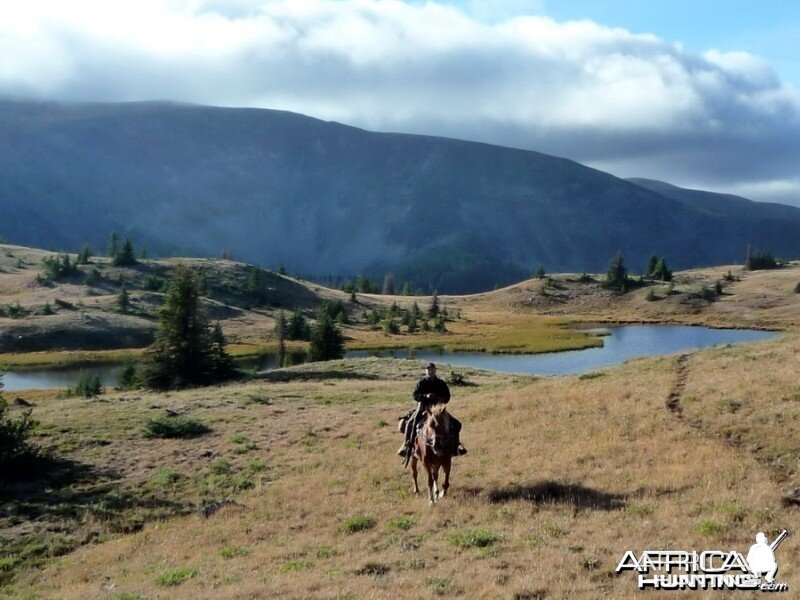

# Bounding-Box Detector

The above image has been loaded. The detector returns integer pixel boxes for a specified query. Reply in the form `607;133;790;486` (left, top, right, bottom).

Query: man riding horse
397;363;467;460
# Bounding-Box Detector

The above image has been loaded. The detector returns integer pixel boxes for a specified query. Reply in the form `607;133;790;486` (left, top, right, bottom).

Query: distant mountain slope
2;99;800;292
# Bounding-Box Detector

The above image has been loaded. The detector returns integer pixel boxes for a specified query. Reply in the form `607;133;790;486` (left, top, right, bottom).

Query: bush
65;371;102;398
41;254;79;281
448;529;504;548
745;247;779;270
157;567;196;586
308;310;345;361
343;514;376;533
0;373;39;476
118;363;140;390
144;414;210;438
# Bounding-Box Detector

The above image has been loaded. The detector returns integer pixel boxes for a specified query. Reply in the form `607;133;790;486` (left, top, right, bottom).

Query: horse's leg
440;457;451;498
411;456;419;495
432;464;440;498
426;463;436;506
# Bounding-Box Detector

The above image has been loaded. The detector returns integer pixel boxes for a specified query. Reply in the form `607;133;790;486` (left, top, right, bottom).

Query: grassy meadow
3;336;800;598
3;246;800;597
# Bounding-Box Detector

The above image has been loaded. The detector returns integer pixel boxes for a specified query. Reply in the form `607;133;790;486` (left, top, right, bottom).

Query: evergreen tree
107;232;119;258
140;247;148;260
308;310;345;361
535;266;546;279
428;291;440;318
0;371;39;475
604;252;629;291
246;265;262;294
401;282;412;296
142;268;235;390
288;309;310;340
644;255;658;278
117;283;130;312
411;302;422;319
113;239;137;267
350;290;357;304
278;261;286;276
407;314;418;333
382;273;396;295
653;257;672;282
209;322;236;380
274;311;288;367
77;245;93;265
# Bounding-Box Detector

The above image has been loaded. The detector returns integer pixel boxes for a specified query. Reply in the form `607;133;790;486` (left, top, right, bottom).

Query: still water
1;325;779;391
345;325;778;376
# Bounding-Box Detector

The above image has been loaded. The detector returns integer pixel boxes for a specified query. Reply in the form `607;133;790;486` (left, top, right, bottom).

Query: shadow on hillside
0;453;188;528
465;480;627;511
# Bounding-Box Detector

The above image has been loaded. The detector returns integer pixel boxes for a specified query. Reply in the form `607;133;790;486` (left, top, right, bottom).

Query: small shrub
220;545;251;559
314;545;337;558
447;371;469;386
645;288;657;302
448;529;503;548
428;577;455;595
282;560;314;572
247;459;266;473
355;562;390;576
794;282;800;294
387;517;415;531
578;371;605;380
157;567;196;586
210;459;231;475
152;470;183;486
144;414;210;438
343;514;376;533
118;363;140;390
65;371;102;398
698;520;727;537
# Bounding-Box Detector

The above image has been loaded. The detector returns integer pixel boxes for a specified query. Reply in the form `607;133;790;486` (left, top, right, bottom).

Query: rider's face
426;367;436;378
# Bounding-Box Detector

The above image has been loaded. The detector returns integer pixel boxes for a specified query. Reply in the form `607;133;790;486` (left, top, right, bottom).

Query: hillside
3;242;800;360
3;341;798;597
4;100;800;292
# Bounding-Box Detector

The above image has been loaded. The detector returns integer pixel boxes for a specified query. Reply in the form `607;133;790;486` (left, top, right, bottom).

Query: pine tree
604;252;628;291
140;247;148;260
428;291;440;318
209;322;236;380
77;245;93;265
278;262;286;276
142;268;234;390
401;282;412;296
350;290;357;304
113;239;137;267
644;255;658;278
382;273;396;295
535;266;546;279
308;310;345;361
653;257;672;282
117;283;130;312
107;232;119;258
288;309;310;340
274;311;288;367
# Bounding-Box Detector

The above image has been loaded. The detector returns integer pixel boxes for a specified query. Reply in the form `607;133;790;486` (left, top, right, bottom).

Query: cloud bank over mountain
3;0;800;204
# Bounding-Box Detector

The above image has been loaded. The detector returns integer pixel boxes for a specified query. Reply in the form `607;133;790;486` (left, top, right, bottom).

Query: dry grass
3;339;799;598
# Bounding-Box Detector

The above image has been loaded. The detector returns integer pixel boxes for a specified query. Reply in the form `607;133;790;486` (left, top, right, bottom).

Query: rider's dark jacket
412;376;451;408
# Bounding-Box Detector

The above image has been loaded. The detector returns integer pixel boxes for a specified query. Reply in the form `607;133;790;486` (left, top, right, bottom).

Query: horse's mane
427;403;450;431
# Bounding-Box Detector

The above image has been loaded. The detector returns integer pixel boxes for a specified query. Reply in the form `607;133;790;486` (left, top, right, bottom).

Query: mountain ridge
3;99;800;292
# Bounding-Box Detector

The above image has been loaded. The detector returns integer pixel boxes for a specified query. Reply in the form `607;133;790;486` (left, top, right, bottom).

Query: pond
344;325;779;376
0;325;780;391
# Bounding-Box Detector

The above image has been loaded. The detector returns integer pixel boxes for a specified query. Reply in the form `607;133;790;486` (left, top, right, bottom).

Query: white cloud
2;0;800;203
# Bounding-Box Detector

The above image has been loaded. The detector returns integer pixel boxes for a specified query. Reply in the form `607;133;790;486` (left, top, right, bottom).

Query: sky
2;0;800;205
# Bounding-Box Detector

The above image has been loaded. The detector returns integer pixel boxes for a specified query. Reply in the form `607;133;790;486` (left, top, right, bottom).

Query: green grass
144;414;210;438
386;516;415;531
156;567;197;586
343;514;376;533
220;545;251;559
698;520;728;537
447;529;503;549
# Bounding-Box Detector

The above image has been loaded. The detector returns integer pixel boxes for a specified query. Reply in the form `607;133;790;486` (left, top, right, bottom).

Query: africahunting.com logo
616;530;788;592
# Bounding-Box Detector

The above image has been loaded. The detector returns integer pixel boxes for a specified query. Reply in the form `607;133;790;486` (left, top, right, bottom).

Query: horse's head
423;404;451;456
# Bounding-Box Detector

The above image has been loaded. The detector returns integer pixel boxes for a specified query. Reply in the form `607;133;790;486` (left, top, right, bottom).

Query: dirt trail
665;353;690;416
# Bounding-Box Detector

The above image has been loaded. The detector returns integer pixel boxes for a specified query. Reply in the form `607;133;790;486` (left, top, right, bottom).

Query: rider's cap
426;362;436;369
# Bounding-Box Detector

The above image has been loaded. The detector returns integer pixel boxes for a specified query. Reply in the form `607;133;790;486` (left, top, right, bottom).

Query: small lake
1;325;780;391
345;325;779;376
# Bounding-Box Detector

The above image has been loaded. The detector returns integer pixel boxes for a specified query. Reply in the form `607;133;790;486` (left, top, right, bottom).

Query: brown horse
411;404;453;506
